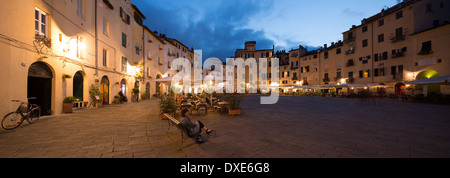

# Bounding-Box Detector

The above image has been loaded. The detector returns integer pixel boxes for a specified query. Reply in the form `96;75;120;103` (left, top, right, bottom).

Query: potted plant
152;94;158;99
141;91;150;100
63;96;76;113
89;84;102;107
225;94;243;116
159;96;177;120
114;95;120;104
132;88;140;101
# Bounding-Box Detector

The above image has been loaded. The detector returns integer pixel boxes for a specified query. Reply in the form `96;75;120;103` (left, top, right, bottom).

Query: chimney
324;44;327;49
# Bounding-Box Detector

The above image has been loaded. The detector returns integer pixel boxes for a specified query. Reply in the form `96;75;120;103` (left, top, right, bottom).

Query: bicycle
2;97;41;130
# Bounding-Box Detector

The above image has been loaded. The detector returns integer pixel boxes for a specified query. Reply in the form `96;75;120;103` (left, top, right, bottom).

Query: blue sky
132;0;398;60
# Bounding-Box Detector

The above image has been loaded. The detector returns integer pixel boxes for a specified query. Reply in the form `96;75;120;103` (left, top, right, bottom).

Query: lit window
77;35;86;59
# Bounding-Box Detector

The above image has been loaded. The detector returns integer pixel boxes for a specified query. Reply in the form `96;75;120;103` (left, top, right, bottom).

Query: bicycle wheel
2;112;24;130
27;107;41;124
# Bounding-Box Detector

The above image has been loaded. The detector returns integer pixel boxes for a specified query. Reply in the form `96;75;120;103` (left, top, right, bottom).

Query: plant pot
229;109;242;116
114;98;120;104
160;112;175;120
141;97;146;100
63;103;73;113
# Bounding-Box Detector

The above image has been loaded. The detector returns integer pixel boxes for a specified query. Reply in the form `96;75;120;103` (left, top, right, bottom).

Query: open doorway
28;62;53;116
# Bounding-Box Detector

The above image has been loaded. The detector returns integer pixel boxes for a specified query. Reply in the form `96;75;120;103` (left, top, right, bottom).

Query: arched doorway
395;83;406;96
100;76;110;104
28;62;53;116
416;70;440;95
73;71;84;101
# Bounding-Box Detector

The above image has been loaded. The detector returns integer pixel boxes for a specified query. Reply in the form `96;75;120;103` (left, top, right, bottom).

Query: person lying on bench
179;109;213;143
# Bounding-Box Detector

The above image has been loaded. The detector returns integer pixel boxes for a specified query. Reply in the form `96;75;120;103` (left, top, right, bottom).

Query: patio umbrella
364;84;390;88
279;84;299;88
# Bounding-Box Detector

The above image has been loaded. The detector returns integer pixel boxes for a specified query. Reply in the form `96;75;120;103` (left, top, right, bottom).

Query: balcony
346;78;355;83
291;66;299;70
346;61;355;67
292;76;299;81
345;49;355;55
392;51;405;58
418;50;433;56
344;37;356;43
323;78;330;83
390;35;406;43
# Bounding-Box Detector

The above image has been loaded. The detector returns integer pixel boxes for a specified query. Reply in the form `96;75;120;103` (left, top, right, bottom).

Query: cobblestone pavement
1;96;450;158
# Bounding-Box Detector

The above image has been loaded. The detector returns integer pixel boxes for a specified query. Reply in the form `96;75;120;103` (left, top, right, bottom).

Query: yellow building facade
0;0;193;116
291;0;450;95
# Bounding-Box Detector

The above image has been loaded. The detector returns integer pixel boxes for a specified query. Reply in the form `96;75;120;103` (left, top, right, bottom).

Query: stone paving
1;95;450;158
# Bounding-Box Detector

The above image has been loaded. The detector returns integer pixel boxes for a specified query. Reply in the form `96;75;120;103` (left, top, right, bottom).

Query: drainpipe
371;22;374;84
142;25;146;86
94;0;99;76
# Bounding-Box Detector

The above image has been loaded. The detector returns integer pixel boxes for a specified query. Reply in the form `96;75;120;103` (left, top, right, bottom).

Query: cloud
132;0;276;61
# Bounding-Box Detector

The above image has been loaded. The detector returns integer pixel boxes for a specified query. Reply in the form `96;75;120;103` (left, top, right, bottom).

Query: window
120;7;130;25
426;3;432;12
134;12;143;26
362;39;368;47
348;72;354;79
102;49;107;67
362;26;368;32
378;34;384;43
396;11;403;19
395;27;403;38
336;48;341;54
324;52;329;59
135;43;140;55
77;0;85;18
122;33;127;47
433;20;440;27
364;70;370;78
419;41;432;55
122;57;128;72
103;18;109;37
378;19;384;26
77;35;85;59
35;8;48;36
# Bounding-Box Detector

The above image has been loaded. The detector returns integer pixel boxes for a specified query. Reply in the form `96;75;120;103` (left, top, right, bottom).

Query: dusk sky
132;0;398;61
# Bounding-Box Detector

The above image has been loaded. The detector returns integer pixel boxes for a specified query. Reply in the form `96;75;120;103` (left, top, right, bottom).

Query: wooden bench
164;114;199;150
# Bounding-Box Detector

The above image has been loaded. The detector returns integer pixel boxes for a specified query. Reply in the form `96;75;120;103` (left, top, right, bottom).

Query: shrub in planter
89;84;102;107
224;94;244;116
114;95;120;104
63;96;76;113
159;96;177;120
141;92;150;100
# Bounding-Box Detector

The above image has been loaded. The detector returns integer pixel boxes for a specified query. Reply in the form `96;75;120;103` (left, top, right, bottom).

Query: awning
405;75;450;85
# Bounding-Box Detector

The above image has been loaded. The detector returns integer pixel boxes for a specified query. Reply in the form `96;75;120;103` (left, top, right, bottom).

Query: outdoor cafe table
217;101;230;114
